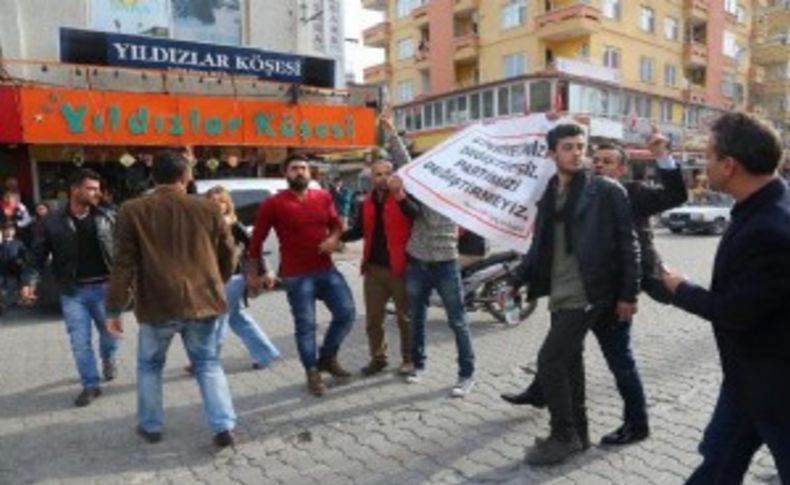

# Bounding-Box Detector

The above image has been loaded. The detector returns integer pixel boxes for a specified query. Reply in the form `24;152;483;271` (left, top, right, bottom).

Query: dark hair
282;153;309;172
710;112;782;175
546;124;585;152
68;168;102;189
152;150;190;184
596;142;629;165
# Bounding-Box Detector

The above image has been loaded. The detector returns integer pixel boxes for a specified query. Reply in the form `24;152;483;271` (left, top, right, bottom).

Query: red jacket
361;194;412;278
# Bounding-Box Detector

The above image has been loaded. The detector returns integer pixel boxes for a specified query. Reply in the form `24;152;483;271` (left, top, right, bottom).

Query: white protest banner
400;114;574;253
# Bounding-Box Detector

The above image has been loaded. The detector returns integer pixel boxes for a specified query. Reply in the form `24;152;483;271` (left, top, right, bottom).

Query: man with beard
246;154;355;397
341;157;416;377
22;169;118;407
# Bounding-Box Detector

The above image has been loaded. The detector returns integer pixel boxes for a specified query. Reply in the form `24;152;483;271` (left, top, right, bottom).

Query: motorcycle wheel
483;275;537;325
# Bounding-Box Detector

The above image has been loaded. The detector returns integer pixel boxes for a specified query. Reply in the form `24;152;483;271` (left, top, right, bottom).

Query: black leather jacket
515;171;640;306
29;206;115;293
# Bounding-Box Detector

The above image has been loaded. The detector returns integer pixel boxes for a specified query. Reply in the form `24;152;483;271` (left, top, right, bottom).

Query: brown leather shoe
316;357;351;379
306;368;325;397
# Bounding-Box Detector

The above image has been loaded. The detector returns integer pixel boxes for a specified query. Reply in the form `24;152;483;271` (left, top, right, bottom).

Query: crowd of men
2;111;787;483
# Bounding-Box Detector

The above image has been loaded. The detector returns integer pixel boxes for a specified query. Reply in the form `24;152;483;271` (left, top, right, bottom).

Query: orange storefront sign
17;86;376;148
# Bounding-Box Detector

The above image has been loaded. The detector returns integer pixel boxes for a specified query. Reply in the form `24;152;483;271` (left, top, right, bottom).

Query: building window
665;17;679;41
498;87;510;115
396;0;426;18
639;7;654;33
470;92;481;120
396;38;414;60
503;53;527;78
529;81;552;113
602;0;621;20
397;80;415;102
603;46;621;69
636;96;652;118
501;0;527;30
639;57;654;82
724;0;737;15
482;90;495;118
511;84;526;114
736;4;747;24
664;64;677;87
723;31;737;58
661;101;673;123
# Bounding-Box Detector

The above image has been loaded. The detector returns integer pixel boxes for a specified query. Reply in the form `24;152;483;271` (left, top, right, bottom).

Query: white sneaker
451;377;475;398
405;369;423;384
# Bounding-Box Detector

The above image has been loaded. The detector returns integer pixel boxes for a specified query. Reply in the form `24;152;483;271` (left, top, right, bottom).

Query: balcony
361;0;386;11
362;21;391;48
757;78;790;95
758;2;790;29
412;4;429;26
752;40;790;65
684;0;709;24
684;43;708;68
683;86;708;104
453;0;480;13
535;4;602;41
453;33;480;62
363;63;392;84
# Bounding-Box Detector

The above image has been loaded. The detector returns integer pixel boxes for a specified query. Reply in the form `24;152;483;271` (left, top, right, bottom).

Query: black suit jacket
674;178;790;426
625;167;688;302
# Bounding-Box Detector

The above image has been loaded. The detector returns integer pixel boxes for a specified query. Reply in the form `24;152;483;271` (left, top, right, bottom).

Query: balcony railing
535;4;602;41
362;21;391;48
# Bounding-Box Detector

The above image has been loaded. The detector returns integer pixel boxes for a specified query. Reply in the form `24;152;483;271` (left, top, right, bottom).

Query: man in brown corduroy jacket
106;150;238;449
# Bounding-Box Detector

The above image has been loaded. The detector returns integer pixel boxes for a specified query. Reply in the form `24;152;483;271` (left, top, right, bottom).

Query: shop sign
18;87;376;148
60;28;336;87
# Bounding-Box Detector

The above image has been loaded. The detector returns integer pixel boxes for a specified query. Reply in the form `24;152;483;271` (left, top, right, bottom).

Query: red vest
361;193;412;278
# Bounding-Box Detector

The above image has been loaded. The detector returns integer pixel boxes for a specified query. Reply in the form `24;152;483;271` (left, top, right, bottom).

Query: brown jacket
106;186;237;324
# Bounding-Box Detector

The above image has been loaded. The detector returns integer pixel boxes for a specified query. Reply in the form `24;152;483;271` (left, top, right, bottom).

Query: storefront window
498;87;510;116
529;81;552;112
510;84;526;114
482;90;495;118
470;92;481;120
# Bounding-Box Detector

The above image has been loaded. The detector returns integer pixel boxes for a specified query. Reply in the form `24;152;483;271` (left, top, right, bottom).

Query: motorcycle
454;250;537;325
391;251;537;325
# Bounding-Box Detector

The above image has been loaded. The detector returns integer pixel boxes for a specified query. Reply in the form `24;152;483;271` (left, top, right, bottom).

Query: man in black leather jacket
22;169;118;408
508;124;640;466
503;133;687;447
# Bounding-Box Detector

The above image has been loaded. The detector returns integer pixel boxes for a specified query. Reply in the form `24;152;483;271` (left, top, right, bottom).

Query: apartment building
751;0;790;156
362;0;756;155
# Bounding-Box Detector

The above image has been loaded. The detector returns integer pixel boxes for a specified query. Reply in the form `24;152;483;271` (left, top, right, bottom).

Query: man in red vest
342;158;417;376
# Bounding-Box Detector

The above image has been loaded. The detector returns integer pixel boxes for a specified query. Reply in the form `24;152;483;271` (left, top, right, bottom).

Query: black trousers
536;306;607;439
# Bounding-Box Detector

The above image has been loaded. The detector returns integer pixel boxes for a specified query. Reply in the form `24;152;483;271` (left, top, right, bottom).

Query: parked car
194;178;321;273
660;193;734;235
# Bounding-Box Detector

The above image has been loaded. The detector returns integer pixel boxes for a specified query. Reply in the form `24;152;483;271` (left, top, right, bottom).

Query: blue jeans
406;259;475;379
686;381;790;485
216;275;280;365
60;284;118;389
591;317;648;428
282;269;355;370
137;318;236;434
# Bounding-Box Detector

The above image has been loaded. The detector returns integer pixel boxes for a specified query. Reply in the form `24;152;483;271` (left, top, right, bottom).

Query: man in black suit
662;112;789;483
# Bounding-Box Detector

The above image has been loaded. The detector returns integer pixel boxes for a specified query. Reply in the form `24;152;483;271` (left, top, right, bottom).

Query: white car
661;195;733;235
194;178;321;273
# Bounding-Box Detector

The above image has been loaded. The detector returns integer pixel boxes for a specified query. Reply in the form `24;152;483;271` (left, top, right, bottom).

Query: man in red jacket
246;154;355;397
342;158;417;376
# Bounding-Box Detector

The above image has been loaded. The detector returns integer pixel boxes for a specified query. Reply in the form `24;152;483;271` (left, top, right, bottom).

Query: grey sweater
389;133;459;262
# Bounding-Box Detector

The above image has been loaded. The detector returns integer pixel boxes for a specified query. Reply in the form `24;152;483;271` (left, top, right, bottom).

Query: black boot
500;383;547;408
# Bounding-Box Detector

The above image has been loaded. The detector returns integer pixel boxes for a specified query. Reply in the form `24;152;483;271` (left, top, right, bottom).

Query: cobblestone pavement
0;230;780;485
